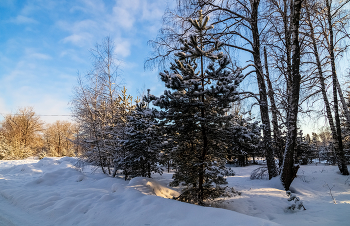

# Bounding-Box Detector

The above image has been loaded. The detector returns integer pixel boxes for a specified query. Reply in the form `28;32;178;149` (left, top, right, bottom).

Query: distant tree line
0;107;77;160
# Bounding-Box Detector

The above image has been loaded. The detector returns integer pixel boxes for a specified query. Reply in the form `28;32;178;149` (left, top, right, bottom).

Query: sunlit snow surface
0;157;349;226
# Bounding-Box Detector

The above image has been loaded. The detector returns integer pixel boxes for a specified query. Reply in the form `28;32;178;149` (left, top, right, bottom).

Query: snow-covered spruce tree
120;95;163;179
286;191;306;211
152;10;243;205
226;112;261;166
295;131;312;165
109;87;135;179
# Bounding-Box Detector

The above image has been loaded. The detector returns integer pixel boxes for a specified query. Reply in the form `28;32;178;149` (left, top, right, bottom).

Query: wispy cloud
62;33;93;47
24;48;52;60
113;37;131;58
30;53;52;60
58;0;167;54
0;0;169;124
9;15;38;24
0;0;15;7
59;49;85;63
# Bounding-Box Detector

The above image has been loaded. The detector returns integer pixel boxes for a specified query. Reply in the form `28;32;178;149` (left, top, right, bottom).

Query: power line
0;113;73;117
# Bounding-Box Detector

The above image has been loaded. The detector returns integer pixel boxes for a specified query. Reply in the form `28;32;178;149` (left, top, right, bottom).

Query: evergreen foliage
227;113;261;166
295;131;312;165
152;10;243;204
286;191;306;211
109;87;135;178
120;96;163;179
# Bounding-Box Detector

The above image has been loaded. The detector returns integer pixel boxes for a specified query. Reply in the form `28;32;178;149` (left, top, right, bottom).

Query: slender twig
323;182;337;204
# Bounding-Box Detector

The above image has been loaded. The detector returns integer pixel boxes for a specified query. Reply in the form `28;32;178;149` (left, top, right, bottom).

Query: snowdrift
0;157;278;226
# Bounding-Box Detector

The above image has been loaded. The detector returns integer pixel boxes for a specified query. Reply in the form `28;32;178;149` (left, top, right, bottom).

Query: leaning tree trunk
251;0;278;179
281;0;302;191
326;0;349;175
282;0;293;128
336;78;350;126
264;47;283;168
305;2;346;175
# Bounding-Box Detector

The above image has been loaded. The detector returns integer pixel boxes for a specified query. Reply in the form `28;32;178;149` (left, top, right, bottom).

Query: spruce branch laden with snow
286;191;306;211
152;10;243;205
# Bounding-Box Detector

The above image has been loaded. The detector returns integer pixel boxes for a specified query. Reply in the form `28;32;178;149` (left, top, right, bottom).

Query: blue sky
0;0;170;123
1;0;346;135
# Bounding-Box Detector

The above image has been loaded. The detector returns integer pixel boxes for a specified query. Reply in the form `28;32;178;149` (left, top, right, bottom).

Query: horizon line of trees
0;107;78;160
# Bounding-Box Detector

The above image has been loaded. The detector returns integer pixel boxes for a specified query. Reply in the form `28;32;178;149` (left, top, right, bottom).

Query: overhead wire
0;113;72;117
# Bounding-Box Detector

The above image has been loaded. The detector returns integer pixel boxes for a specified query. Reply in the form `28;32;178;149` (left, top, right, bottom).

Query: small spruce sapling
286;191;306;210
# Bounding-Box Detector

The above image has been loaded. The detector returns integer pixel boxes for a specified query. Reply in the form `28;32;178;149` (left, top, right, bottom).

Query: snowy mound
1;157;350;225
0;157;279;226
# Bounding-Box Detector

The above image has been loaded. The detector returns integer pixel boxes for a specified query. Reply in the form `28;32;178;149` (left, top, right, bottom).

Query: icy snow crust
0;158;349;225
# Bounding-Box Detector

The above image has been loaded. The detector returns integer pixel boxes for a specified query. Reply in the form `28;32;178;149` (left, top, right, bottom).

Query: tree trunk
281;0;302;191
199;45;208;203
305;2;346;175
336;78;350;126
326;0;349;175
264;47;283;168
251;0;278;179
283;0;293;124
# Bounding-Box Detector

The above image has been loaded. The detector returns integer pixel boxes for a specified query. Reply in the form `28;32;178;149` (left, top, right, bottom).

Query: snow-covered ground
0;158;349;226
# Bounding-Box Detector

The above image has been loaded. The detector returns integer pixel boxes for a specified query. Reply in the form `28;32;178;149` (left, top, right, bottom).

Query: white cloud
57;19;98;47
30;53;52;60
0;0;15;7
70;0;106;15
58;0;167;53
60;49;85;63
9;15;38;24
20;0;57;15
111;6;136;29
23;48;52;60
114;38;131;57
140;0;165;21
0;0;170;124
111;0;141;29
62;34;92;46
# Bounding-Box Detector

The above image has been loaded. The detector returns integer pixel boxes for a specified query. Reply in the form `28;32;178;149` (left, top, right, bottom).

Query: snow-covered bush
250;167;269;180
0;135;33;160
174;186;241;206
286;191;306;211
38;151;47;160
201;187;241;208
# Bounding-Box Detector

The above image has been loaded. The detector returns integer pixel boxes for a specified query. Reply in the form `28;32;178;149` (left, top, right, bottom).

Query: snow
128;177;180;199
0;158;349;226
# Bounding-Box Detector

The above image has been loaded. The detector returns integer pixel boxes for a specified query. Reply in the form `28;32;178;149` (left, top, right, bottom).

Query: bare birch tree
71;37;121;175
